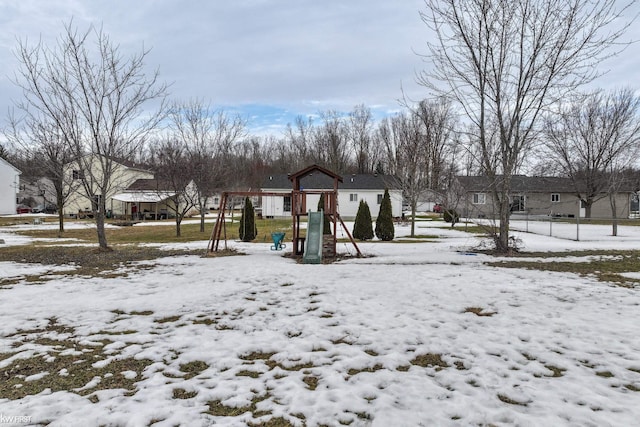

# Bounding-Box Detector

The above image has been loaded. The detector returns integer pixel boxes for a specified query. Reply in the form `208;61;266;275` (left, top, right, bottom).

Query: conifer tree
353;200;374;240
239;197;257;241
317;193;331;234
375;188;395;241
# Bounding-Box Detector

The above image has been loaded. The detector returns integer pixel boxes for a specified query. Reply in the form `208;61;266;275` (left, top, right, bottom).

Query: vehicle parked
16;204;32;214
32;204;57;214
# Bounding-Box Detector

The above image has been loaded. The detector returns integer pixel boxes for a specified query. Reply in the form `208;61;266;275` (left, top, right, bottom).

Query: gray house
457;175;638;219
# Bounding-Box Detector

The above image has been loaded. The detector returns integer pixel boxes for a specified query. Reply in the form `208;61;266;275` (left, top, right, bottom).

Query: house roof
112;191;175;203
126;179;173;191
457;175;577;193
262;173;401;191
0;157;22;175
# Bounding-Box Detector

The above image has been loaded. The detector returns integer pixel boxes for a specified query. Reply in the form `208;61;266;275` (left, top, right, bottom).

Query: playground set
208;165;362;263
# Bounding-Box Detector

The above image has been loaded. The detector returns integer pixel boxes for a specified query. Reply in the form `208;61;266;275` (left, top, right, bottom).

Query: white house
261;173;403;219
0;157;21;215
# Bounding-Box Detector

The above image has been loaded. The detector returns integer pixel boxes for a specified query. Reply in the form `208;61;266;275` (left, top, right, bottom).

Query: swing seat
270;232;286;250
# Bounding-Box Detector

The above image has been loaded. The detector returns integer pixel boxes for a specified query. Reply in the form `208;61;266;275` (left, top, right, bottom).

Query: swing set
207;165;362;259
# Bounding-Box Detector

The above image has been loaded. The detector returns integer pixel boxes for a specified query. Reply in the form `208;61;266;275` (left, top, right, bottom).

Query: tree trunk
497;197;511;253
610;193;618;236
410;203;417;237
57;208;65;235
200;212;206;233
175;217;182;237
584;201;593;219
95;211;108;249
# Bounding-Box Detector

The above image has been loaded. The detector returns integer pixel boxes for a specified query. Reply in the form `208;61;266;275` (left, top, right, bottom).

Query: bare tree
313;110;350;174
378;112;426;236
169;99;245;232
12;21;168;249
283;116;315;170
347;104;375;174
419;0;633;253
5;117;78;234
149;138;198;237
543;88;640;231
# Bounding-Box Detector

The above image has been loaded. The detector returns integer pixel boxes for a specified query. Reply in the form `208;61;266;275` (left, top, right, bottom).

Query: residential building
457;175;637;219
63;155;154;217
0;157;21;215
261;172;403;219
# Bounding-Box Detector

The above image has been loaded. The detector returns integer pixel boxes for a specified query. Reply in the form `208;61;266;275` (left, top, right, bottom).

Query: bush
238;197;257;241
375;189;395;241
353;200;374;240
443;208;459;227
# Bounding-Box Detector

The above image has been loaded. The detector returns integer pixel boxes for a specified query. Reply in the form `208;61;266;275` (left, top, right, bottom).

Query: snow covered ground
0;219;639;426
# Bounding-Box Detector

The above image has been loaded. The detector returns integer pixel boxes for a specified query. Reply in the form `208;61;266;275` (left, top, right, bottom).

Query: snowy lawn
0;219;639;426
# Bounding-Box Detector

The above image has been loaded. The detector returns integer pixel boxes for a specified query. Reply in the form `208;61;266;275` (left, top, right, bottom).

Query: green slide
303;210;323;264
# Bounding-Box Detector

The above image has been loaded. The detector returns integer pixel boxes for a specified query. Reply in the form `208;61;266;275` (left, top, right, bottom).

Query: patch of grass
156;315;181;324
179;360;209;379
303;375;319;390
206;392;274;420
487;250;640;287
236;370;262;378
347;363;384;376
240;351;277;361
497;393;529;406
206;400;253;417
364;349;379;357
130;310;154;316
596;371;614;378
0;244;203;278
0;335;151;400
248;417;295;427
410;353;450;370
192;317;217;325
269;360;315;371
625;384;640;392
331;337;354;345
544;365;566;378
172;388;198;399
463;306;497;317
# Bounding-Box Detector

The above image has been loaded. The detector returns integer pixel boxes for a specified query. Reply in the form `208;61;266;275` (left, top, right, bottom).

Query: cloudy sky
1;0;639;137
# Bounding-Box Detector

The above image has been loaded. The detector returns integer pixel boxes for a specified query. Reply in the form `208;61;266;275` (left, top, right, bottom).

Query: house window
350;194;358;202
472;193;486;204
92;195;103;212
377;194;383;204
72;170;84;180
511;195;525;212
283;196;291;212
551;193;560;203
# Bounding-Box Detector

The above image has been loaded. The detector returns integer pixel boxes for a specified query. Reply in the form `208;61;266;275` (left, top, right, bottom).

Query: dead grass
0;244;203;279
464;307;497;317
410;353;450;370
179;360;209;379
487;250;640;287
0;319;151;400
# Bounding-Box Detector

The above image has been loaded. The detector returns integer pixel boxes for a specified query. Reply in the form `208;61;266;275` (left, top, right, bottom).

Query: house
63;155;154;217
0;157;21;215
16;176;56;212
111;178;200;220
457;175;638;219
261;172;403;219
